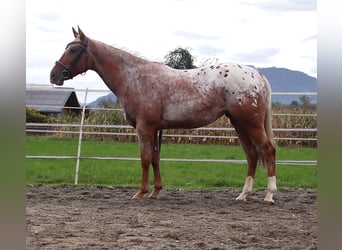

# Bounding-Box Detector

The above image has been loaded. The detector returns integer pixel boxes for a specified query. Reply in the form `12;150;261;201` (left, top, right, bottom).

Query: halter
55;38;89;80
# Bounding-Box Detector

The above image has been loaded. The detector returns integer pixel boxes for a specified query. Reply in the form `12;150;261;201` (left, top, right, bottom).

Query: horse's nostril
50;71;57;84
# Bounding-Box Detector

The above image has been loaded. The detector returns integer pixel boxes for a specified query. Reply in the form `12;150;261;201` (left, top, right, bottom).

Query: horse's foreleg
132;150;150;199
148;155;162;199
132;128;154;200
148;130;163;199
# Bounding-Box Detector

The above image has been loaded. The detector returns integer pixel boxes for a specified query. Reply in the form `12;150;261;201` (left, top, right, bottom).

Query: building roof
26;85;80;113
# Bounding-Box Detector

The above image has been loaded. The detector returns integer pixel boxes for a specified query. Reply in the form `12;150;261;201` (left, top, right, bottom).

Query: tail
265;94;276;149
258;77;276;168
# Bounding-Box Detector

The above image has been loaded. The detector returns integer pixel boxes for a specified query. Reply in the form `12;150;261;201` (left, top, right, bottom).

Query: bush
26;107;56;123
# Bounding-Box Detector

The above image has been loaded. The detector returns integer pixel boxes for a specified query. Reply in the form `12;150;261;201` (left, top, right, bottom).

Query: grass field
26;136;317;189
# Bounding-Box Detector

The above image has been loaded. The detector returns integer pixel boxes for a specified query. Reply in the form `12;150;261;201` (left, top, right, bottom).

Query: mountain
87;92;117;108
257;67;317;104
88;67;317;106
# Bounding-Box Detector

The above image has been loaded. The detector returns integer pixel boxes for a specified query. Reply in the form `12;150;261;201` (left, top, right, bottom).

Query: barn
26;84;81;118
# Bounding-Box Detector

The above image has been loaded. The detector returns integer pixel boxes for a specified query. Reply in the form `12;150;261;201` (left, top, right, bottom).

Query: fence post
75;88;88;185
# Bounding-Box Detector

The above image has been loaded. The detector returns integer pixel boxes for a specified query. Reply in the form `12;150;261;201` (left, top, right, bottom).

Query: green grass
26;136;317;189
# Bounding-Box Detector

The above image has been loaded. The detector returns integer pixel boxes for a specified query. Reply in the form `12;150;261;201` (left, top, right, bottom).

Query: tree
299;95;311;108
163;47;196;69
290;100;299;106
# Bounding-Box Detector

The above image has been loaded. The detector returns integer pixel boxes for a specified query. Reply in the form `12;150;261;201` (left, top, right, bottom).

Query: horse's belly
161;102;225;129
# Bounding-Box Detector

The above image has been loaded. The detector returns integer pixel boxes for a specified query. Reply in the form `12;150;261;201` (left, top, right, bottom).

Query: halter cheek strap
55;38;89;80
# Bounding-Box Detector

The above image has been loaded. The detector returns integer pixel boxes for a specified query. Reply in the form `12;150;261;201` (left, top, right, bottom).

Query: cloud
234;47;280;63
302;35;317;42
173;30;222;40
197;44;226;56
36;26;62;34
36;12;61;22
25;0;317;86
244;0;316;12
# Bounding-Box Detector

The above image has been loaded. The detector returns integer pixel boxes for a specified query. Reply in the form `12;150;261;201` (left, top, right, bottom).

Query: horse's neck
89;39;145;96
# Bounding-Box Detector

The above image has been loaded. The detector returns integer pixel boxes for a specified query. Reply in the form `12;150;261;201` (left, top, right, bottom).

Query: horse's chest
123;111;136;128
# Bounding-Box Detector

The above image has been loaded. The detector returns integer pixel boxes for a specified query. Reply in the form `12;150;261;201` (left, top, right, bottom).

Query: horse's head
50;26;89;85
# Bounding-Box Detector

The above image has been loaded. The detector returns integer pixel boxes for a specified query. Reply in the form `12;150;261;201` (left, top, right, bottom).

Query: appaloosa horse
50;27;277;204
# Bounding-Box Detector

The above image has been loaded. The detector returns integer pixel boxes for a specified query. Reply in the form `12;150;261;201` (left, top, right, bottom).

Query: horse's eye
69;47;77;54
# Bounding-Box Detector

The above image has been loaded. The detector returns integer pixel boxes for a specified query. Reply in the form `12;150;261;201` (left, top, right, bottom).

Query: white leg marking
236;176;254;201
264;176;277;204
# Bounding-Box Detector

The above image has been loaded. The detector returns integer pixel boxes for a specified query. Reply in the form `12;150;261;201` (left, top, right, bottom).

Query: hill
257;67;317;104
87;92;117;108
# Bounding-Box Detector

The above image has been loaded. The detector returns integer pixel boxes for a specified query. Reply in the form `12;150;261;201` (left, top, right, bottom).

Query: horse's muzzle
50;69;65;86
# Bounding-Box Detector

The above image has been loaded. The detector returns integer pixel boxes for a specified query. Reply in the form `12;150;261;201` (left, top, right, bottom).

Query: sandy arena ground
26;185;317;249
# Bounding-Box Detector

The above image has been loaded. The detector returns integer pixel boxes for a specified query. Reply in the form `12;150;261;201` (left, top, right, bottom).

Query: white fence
26;89;317;184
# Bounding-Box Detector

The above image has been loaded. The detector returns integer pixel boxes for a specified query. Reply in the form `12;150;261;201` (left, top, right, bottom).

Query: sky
26;0;317;102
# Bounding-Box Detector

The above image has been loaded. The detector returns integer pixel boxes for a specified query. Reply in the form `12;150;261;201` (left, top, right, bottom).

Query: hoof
235;196;247;202
132;191;147;200
131;195;142;200
148;194;158;199
148;188;162;199
263;199;275;205
263;189;276;205
235;191;250;202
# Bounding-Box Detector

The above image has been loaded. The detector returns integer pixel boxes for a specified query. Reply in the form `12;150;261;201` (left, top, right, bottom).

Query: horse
50;26;277;204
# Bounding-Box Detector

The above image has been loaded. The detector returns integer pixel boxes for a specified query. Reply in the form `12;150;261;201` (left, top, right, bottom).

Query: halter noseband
55;38;89;80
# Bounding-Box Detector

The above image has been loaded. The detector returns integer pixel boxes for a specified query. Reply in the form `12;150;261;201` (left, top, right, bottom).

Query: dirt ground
26;185;317;249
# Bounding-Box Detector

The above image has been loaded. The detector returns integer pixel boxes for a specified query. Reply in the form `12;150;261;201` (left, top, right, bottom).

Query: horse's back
157;62;270;129
174;62;271;109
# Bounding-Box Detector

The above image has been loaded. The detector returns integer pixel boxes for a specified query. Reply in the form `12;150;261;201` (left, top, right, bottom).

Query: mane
112;44;145;60
102;41;156;64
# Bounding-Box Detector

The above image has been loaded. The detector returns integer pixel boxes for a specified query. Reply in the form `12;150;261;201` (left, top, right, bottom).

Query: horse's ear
72;27;78;38
77;26;86;41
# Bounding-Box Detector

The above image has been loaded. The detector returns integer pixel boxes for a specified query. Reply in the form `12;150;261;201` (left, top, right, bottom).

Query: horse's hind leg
232;121;259;201
257;140;277;204
244;125;277;204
